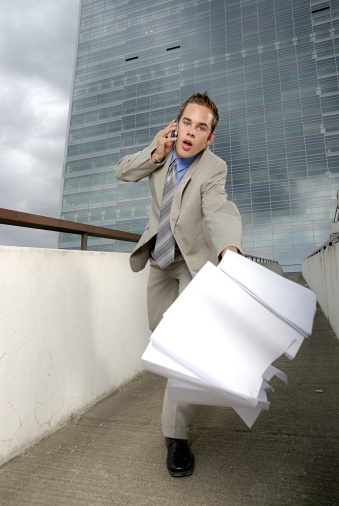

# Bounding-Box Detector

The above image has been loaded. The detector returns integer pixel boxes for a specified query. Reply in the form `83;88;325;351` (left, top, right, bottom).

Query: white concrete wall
302;242;339;339
259;262;284;276
0;247;150;466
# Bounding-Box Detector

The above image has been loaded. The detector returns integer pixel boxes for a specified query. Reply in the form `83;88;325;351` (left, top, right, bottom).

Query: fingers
155;120;178;159
164;119;178;138
221;246;239;257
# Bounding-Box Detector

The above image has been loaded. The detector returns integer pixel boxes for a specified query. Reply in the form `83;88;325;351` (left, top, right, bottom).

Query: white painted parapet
0;247;150;466
302;241;339;339
258;261;283;276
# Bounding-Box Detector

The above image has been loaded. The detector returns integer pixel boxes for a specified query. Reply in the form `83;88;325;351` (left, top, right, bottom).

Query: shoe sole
167;465;194;477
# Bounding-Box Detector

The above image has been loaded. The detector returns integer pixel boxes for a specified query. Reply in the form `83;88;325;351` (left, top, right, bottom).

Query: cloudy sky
0;0;80;248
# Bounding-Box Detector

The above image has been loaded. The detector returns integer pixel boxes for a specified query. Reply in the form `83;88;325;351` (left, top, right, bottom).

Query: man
116;92;242;477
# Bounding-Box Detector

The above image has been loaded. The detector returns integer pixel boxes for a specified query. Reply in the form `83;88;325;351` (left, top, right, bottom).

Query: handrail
305;232;339;259
0;208;281;265
243;253;279;264
0;208;140;250
333;190;339;223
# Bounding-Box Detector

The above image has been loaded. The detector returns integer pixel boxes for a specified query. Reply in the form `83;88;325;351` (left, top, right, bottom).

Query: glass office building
59;0;339;271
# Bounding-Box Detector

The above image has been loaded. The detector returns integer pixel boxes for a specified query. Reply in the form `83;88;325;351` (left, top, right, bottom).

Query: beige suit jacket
116;134;242;277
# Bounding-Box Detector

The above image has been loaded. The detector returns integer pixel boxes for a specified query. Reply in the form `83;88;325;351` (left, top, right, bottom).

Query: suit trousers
147;252;198;439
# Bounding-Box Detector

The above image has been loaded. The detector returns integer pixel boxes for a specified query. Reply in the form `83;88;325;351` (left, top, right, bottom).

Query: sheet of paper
141;253;317;428
167;378;267;409
263;365;288;383
151;262;299;398
219;252;317;337
234;387;269;428
141;340;209;389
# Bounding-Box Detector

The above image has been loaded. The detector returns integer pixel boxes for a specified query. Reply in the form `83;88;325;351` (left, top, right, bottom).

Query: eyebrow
182;116;209;128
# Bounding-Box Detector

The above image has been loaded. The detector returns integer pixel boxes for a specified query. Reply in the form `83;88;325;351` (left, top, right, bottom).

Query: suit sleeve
116;134;165;182
201;159;242;255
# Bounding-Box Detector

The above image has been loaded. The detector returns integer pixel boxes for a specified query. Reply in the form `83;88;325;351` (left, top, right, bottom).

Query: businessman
116;92;242;477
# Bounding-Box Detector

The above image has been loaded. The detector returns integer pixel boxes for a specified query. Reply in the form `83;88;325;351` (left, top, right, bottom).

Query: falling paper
141;251;317;427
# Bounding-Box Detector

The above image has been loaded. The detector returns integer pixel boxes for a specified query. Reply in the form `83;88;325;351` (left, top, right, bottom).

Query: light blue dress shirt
170;148;199;187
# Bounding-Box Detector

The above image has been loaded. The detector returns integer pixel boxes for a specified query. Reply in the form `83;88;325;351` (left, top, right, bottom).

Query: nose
188;127;195;137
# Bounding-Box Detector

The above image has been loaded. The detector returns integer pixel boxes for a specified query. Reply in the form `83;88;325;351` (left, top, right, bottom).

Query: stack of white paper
141;251;317;428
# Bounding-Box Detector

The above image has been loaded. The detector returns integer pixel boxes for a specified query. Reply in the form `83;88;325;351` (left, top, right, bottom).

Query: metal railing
305;233;339;259
0;208;140;250
303;188;339;259
334;190;339;223
243;253;279;265
0;207;281;265
331;190;339;236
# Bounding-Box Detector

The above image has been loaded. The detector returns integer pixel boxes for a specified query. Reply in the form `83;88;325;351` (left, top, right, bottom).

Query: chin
177;146;196;159
178;152;192;159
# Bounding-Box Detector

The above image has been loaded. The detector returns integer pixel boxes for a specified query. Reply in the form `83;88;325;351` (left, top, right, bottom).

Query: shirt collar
171;148;199;172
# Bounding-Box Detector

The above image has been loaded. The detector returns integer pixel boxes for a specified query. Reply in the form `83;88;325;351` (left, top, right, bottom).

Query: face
175;103;215;159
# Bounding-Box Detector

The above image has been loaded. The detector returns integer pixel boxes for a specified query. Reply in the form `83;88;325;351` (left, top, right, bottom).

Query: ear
206;131;215;145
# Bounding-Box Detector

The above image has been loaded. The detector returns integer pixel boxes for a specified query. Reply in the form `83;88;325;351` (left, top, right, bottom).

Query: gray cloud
0;0;80;248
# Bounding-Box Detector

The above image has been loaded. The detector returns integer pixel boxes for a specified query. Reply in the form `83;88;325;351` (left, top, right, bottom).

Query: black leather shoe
166;438;195;477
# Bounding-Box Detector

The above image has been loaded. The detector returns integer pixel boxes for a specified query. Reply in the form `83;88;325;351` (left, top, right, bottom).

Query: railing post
81;233;88;251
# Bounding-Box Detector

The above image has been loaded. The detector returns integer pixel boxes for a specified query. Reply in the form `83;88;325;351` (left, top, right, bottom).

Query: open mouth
183;140;193;149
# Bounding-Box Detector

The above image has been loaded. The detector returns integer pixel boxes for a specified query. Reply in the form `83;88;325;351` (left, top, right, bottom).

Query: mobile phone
168;120;178;138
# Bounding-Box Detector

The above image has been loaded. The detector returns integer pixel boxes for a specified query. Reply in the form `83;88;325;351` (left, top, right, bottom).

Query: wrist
152;151;164;164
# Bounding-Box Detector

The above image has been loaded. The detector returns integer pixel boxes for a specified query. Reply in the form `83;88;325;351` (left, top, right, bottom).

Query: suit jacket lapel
173;149;206;209
154;152;172;208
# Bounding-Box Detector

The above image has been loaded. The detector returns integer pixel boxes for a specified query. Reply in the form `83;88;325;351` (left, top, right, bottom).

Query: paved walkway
0;275;338;505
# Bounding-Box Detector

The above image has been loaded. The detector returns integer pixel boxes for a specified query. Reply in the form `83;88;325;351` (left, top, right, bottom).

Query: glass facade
59;0;339;271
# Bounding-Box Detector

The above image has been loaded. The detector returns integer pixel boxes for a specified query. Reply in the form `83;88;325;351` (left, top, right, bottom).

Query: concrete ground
0;274;338;505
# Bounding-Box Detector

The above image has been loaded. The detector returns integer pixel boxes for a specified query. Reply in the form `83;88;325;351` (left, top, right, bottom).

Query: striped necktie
152;159;178;268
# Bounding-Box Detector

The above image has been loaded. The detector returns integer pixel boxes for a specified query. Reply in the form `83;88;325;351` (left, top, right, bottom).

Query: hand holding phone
152;119;178;163
169;121;178;138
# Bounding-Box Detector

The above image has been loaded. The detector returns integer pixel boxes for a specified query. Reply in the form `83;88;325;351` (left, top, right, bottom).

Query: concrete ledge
302;241;339;339
0;247;150;466
259;261;283;276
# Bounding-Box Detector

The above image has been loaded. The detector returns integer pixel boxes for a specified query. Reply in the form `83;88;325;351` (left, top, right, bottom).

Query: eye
199;126;206;131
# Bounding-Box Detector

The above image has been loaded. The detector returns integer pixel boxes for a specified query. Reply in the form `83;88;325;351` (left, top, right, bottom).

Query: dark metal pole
81;233;88;251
